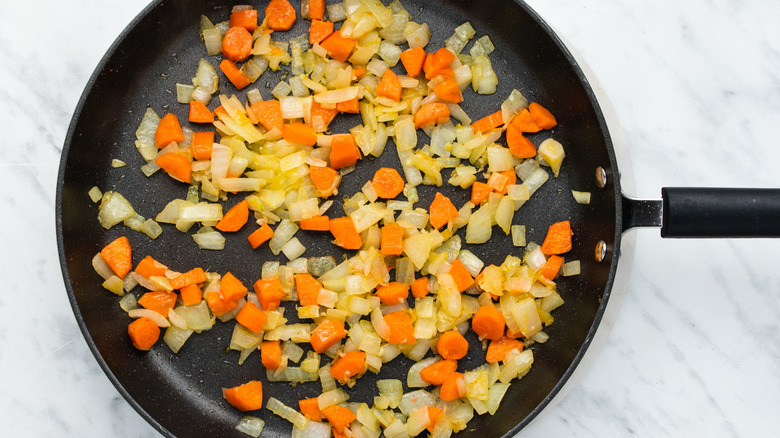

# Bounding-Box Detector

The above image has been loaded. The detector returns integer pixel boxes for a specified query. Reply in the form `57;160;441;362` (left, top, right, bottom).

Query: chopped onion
235;416;265;437
465;204;491;244
192;229;225;250
571;190;591;205
128;309;170;327
269;219;299;255
562;260;581;276
163;325;193;353
267;397;307;429
291;420;330;438
537;138;565;177
317;387;349;410
511;225;527;247
98;191;135;229
119;293;137;312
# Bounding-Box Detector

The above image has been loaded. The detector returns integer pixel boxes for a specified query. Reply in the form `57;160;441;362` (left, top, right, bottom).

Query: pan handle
623;188;780;237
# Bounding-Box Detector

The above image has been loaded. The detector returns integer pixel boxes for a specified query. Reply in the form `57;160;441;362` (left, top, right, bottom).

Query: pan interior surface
57;0;621;436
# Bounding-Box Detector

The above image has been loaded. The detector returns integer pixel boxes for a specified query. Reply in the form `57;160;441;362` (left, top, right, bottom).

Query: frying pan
55;0;780;436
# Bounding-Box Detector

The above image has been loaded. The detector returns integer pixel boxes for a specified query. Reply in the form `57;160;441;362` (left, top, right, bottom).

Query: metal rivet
595;240;607;262
595;166;607;188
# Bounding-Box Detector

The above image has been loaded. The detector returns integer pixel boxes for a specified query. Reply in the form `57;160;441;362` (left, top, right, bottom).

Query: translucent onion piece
267;397;307;429
235;416;265;437
128;309;170;327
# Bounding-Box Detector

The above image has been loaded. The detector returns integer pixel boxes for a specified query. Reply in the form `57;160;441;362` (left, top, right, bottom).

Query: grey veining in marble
2;0;780;437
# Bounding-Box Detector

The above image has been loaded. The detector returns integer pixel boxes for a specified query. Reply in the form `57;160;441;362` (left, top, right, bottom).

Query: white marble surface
2;0;780;436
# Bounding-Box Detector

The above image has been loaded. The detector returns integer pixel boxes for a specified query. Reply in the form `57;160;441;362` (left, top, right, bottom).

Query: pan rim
55;0;625;436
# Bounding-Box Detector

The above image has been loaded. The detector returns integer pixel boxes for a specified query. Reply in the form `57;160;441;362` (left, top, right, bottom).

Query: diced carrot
321;405;356;433
188;100;214;123
429;192;458;230
376;68;402;102
372;167;405;199
254;277;285;311
471;110;504;134
430;48;455;70
471;305;506;340
436;330;468;360
310;318;347;353
221;26;253;62
220;271;248;302
170;267;207;289
380;222;405;256
294;273;322;306
336;97;360;114
330;351;366;383
510;108;542;133
329;216;362;249
261;340;283;369
100;236;132;278
319;31;356;63
250;100;284;132
329;134;361;169
486;336;524;363
423;48;456;79
309;19;333;45
300;215;331;231
493;169;517;195
308;0;325;20
155;152;192;183
154;113;185;148
310;100;339;130
309;166;339;194
506;123;536;158
134;255;167;279
229;9;258;32
219;58;250;90
223;380;263;411
216;200;249;232
265;0;297;30
236;301;268;333
375;282;409;305
205;291;239;316
448;259;474;293
138;291;177;317
299;397;322;422
283;122;318;146
427;406;444;433
540;221;573;255
128;317;160;351
413;102;450;129
410;276;429;298
470;181;492;205
540;254;564;282
180;284;203;306
420;359;458;386
439;372;465;401
332;427;348;438
383;311;415;344
351;67;366;79
191;131;215;160
528;102;557;130
247;223;274;249
399;46;426;77
433;77;462;103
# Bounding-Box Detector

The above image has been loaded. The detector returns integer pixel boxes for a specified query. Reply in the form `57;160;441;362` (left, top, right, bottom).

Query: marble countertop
3;0;779;436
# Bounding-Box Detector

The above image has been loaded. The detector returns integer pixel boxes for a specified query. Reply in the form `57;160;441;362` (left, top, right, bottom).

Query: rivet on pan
595;240;607;262
595;166;607;188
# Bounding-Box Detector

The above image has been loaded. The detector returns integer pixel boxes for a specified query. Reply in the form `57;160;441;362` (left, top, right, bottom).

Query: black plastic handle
661;187;780;237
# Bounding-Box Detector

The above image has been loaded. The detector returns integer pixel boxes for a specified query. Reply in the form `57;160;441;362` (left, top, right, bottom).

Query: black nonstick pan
55;0;780;437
